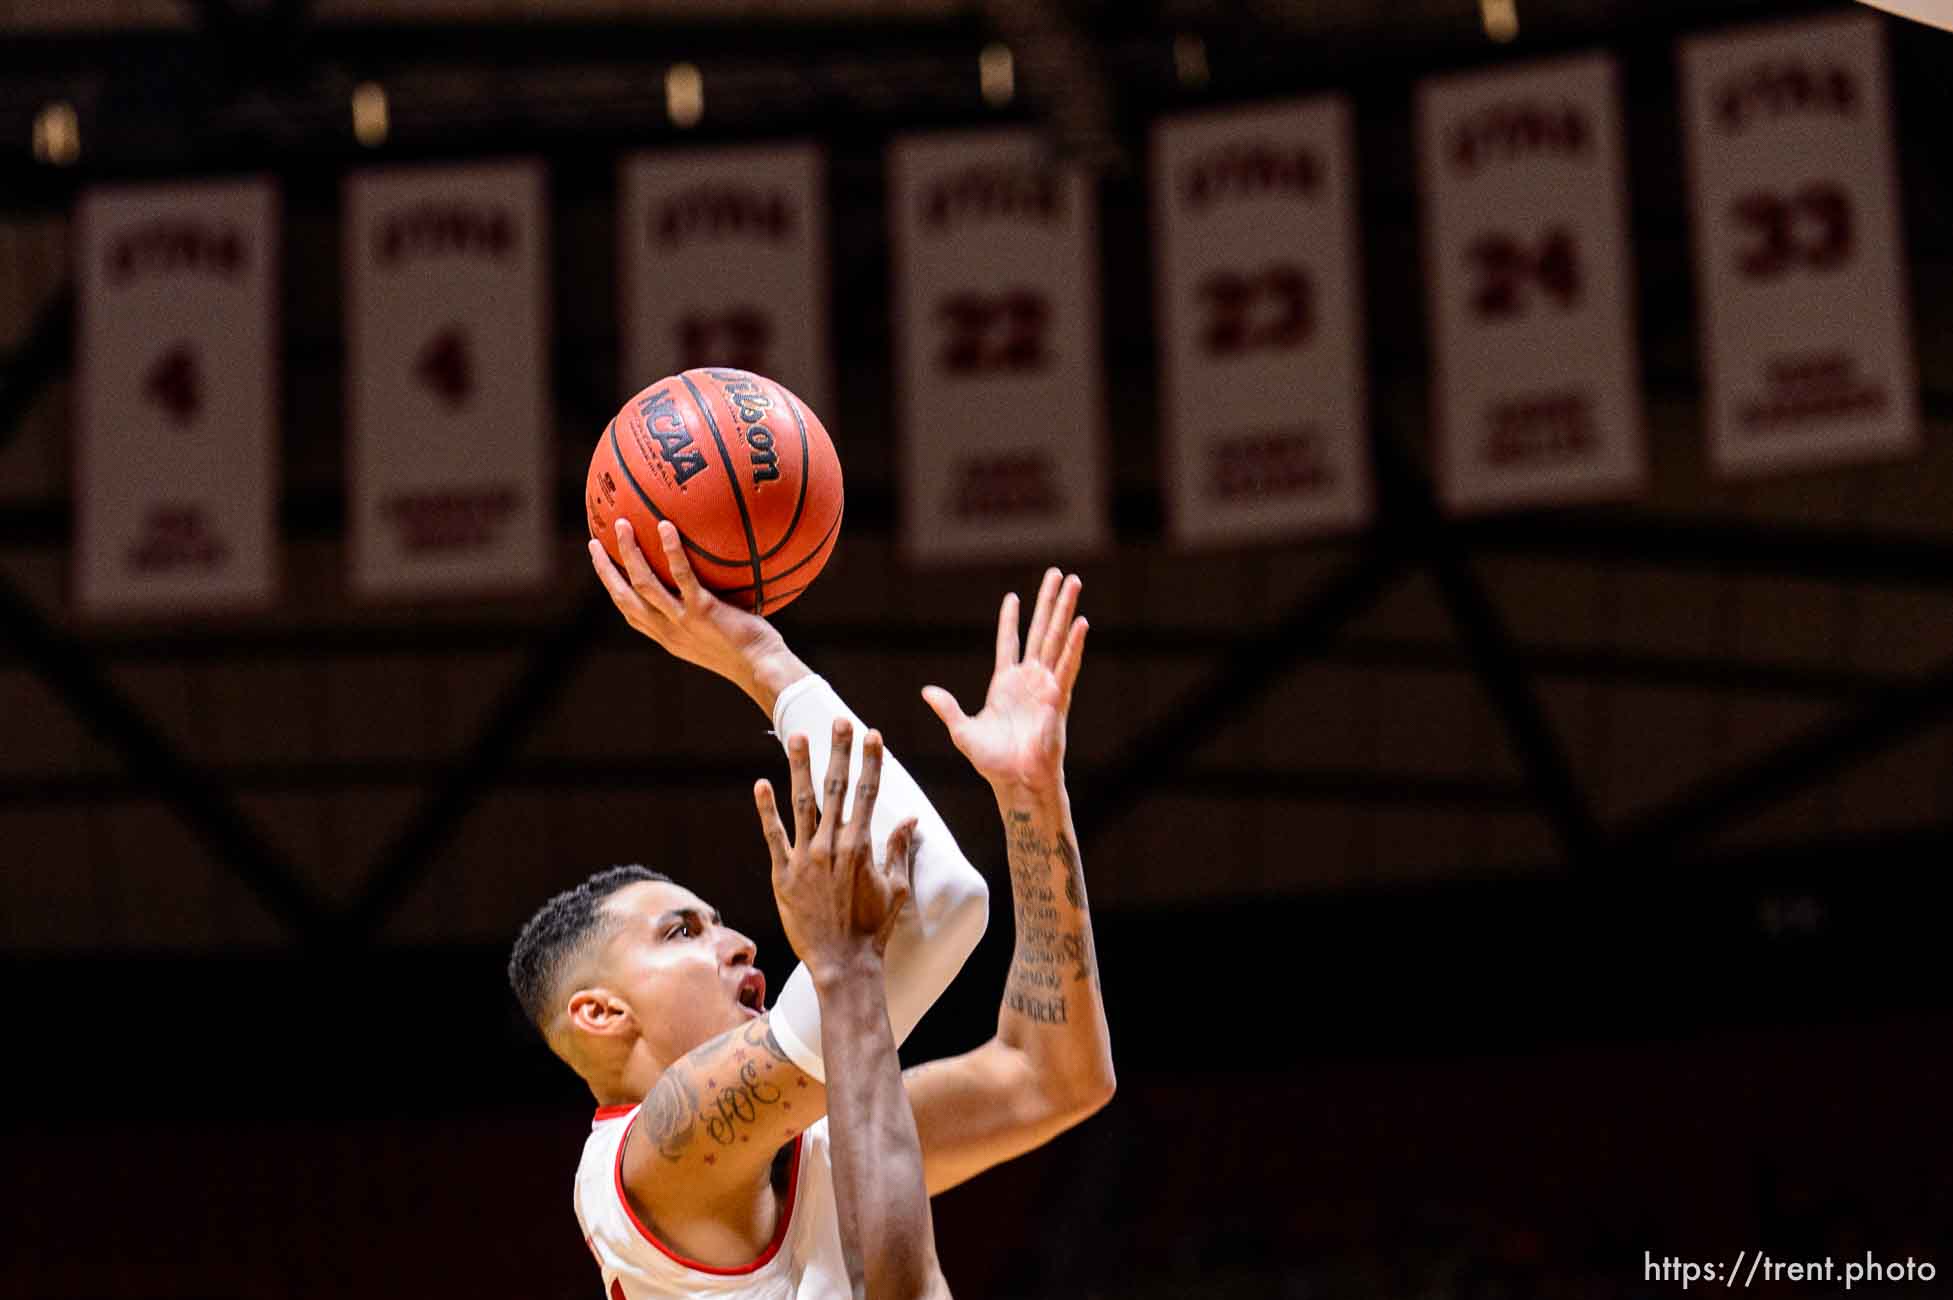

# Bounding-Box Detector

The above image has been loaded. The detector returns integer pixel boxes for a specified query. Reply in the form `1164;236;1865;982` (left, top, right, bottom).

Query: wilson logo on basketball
1714;61;1857;133
1447;101;1590;175
1179;143;1323;209
707;370;783;486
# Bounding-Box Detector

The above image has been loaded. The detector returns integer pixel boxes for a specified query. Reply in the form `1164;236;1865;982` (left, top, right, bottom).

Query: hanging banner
888;129;1108;564
345;160;550;596
1416;53;1645;512
1680;13;1916;477
619;143;831;421
75;178;279;614
1152;96;1371;546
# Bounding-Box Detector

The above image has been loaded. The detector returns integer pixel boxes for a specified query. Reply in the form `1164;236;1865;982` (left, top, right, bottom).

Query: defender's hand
755;719;920;979
589;518;807;713
922;568;1087;797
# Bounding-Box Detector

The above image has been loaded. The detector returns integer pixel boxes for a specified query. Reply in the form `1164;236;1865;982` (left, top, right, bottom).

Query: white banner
889;130;1108;563
345;160;550;596
1152;96;1370;546
75;178;279;614
1416;54;1645;512
618;143;831;420
1681;13;1917;477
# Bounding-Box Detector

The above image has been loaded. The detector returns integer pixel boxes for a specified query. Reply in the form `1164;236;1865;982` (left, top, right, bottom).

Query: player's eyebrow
653;906;722;933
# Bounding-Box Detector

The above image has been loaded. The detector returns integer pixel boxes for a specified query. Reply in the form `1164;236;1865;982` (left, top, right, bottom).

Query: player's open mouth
735;970;766;1017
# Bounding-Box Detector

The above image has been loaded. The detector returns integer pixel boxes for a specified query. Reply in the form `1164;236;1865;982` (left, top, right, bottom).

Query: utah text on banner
1680;12;1917;477
1151;95;1371;547
888;129;1109;564
1416;53;1645;512
618;142;832;420
345;160;551;596
76;178;279;614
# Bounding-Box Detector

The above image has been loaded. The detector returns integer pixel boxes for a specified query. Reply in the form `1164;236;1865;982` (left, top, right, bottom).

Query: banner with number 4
889;129;1109;564
1680;12;1917;477
345;160;551;596
1152;96;1371;546
1417;53;1646;512
76;178;280;614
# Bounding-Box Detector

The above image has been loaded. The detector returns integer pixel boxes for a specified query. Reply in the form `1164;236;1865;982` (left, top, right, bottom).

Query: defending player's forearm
994;783;1114;1103
767;675;990;1081
815;959;949;1300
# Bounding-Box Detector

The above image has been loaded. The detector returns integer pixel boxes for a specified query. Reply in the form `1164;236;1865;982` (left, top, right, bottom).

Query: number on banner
1197;264;1315;357
144;343;202;427
1731;184;1853;280
416;325;474;409
936;289;1051;375
1467;226;1582;320
676;307;772;372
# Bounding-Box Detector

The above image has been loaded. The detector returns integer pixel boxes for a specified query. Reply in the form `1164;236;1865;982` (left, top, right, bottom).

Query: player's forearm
993;782;1115;1111
745;644;811;716
814;958;947;1300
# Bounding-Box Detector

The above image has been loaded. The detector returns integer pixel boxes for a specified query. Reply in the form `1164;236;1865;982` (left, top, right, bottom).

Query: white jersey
575;1105;851;1299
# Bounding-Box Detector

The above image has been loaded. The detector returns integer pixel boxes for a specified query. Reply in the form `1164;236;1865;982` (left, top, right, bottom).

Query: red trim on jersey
612;1115;805;1276
592;1104;637;1127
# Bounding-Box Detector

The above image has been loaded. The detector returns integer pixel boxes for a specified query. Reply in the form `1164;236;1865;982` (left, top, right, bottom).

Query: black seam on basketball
757;390;814;562
680;372;766;607
752;576;818;615
608;412;744;569
708;506;842;596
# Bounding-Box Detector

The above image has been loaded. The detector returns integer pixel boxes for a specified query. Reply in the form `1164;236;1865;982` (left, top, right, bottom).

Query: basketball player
765;721;953;1300
507;517;1112;1297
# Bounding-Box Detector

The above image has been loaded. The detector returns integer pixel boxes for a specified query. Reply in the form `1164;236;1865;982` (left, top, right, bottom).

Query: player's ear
566;987;633;1038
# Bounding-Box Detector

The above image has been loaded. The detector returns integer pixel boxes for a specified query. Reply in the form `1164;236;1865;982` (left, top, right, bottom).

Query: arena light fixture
32;102;79;166
1481;0;1519;42
1173;33;1210;90
352;82;388;147
979;42;1015;107
666;63;704;129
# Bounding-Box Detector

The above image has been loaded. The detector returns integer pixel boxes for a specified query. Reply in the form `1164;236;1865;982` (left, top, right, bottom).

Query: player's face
598;880;766;1064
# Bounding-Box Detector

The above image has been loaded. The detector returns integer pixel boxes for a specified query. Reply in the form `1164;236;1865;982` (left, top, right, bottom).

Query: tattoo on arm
640;1019;806;1164
1001;811;1100;1028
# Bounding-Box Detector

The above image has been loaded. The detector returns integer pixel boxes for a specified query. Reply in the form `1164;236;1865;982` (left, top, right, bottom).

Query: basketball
586;368;843;616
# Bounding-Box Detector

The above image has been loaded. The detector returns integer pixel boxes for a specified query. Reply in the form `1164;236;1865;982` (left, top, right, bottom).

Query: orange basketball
587;369;842;616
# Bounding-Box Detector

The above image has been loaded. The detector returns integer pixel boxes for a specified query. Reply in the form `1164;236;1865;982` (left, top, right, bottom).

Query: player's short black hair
508;864;673;1032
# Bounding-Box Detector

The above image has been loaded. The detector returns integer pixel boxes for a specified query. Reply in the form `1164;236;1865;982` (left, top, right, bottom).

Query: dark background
2;1;1950;1296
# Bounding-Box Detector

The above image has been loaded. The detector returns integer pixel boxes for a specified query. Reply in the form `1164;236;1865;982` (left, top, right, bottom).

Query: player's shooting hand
589;518;808;712
922;567;1086;798
755;718;920;980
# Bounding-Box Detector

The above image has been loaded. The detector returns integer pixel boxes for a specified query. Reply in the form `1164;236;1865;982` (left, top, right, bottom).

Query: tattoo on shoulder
643;1068;700;1162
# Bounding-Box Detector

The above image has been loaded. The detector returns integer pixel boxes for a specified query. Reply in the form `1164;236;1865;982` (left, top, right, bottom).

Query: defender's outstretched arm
761;734;954;1300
